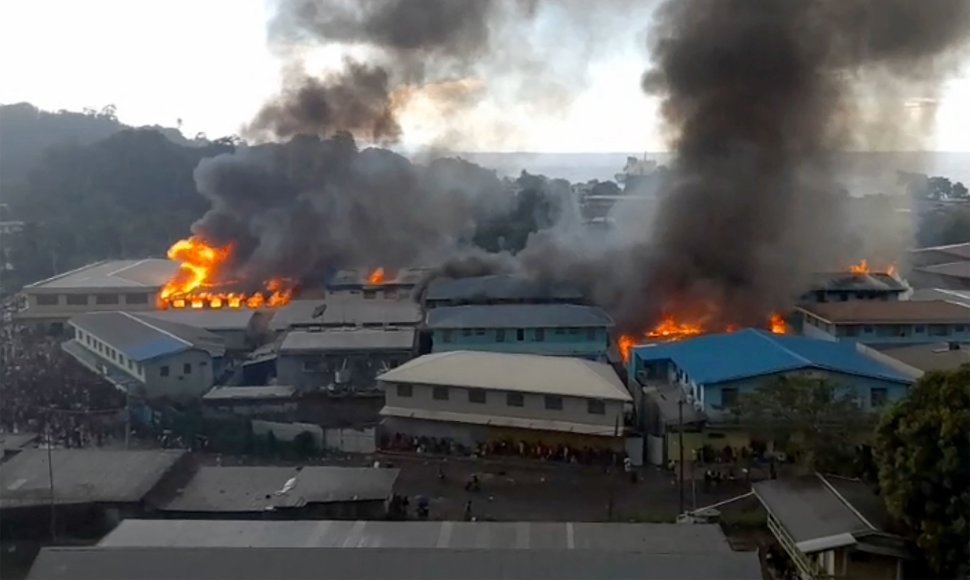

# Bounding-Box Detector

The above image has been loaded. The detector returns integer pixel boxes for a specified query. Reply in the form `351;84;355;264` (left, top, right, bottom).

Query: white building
64;311;226;400
17;259;178;331
378;351;632;450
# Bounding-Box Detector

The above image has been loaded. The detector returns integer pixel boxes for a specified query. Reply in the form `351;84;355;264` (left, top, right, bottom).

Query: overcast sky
1;0;968;153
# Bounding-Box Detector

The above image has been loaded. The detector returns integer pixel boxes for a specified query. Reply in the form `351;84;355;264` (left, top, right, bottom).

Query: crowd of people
0;322;127;446
382;432;627;467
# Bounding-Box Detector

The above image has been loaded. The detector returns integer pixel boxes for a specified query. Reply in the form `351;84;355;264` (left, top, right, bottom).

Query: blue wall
432;327;609;360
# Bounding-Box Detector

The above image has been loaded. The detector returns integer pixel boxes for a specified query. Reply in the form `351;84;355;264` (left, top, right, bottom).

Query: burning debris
848;259;898;278
368;268;386;286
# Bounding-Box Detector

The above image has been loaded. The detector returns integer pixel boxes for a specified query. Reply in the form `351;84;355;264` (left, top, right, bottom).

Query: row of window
158;362;195;377
440;327;598;343
35;293;150;306
806;315;968;337
395;383;607;414
77;328;143;376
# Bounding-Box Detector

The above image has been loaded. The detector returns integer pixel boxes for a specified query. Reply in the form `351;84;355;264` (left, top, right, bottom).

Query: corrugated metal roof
910;242;970;260
799;300;970;323
427;304;613;329
909;288;970;306
381;406;621;436
139;309;259;331
269;298;422;331
160;466;399;512
881;342;970;372
280;328;415;352
100;520;734;552
378;351;631;401
807;272;907;292
329;268;430;287
0;449;185;508
25;259;178;289
632;329;912;385
29;547;763;580
917;261;970;280
202;385;297;401
426;275;584;302
69;312;226;362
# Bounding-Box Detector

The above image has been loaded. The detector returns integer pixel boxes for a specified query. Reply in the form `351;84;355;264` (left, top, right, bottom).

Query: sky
1;0;968;153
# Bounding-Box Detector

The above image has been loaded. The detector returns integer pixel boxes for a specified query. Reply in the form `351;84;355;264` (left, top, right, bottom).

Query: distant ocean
460;151;970;194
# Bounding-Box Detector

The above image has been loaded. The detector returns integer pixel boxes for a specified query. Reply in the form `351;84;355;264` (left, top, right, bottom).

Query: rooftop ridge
24;260;111;288
123;312;193;350
753;329;814;368
816;473;877;532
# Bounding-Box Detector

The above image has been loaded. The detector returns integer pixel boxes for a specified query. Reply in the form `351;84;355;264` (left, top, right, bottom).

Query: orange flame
770;313;787;335
619;313;788;363
158;237;294;310
646;316;705;340
848;259;898;277
368;267;386;285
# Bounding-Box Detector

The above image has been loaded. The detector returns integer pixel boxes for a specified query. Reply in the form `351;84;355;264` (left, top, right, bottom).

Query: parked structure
628;329;914;465
798;300;970;347
379;351;632;450
154;465;399;520
427;304;613;361
276;327;415;390
754;473;910;580
799;272;907;304
423;275;584;309
15;259;178;332
64;311;226;400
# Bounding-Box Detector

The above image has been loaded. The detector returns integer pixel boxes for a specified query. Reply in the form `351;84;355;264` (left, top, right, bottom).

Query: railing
766;513;826;580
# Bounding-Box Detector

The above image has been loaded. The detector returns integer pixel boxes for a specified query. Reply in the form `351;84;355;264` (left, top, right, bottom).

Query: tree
874;365;970;578
951;181;969;200
732;376;871;472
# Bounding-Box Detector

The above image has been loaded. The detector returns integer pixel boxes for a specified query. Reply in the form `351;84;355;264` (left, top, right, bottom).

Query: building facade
799;272;907;304
798;300;970;347
423;275;584;309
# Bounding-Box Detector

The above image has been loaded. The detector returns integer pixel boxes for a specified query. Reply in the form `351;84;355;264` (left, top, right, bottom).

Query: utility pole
46;415;57;543
678;398;685;516
124;385;131;450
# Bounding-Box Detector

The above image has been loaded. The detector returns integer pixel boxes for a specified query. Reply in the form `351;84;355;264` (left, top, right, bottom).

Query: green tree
732;376;871;472
874;365;970;578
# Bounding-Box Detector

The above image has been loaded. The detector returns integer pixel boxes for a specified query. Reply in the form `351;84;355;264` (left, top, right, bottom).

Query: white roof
381;406;621;436
280;328;416;352
378;351;631;402
26;259;178;290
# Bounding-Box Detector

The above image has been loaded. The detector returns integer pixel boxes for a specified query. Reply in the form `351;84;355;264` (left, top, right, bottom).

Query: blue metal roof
632;329;912;385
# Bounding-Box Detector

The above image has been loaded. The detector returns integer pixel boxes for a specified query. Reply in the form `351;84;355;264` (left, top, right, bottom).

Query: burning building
800;260;908;304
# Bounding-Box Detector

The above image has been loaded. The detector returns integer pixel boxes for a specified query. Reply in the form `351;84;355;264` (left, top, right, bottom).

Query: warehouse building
378;351;632;450
427;304;613;361
423;275;584;309
15;259;178;331
799;272;908;304
628;329;914;465
64;311;226;400
798;300;970;347
276;327;416;391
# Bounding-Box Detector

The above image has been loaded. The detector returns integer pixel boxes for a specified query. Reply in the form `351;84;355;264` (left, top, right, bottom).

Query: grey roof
138;309;260;331
908;287;970;307
100;520;734;552
880;342;970;372
910;242;970;260
0;449;185;508
917;261;970;280
202;385;298;401
280;328;415;352
807;272;907;292
69;311;226;361
753;473;892;552
25;259;178;290
330;267;431;287
269;298;422;331
426;275;584;303
427;304;614;329
29;547;762;580
268;300;327;330
160;466;399;512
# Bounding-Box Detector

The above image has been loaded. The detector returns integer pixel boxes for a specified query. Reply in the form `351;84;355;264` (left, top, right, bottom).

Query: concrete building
64;311;227;400
16;259;178;331
754;473;910;580
908;242;970;290
201;385;299;417
139;309;272;352
379;351;632;450
327;267;429;300
427;304;613;361
798;300;970;347
154;465;399;520
628;330;914;465
424;275;584;309
799;272;908;304
276;327;416;390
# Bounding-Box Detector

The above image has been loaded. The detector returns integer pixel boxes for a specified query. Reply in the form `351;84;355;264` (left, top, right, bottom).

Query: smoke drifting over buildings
188;0;970;330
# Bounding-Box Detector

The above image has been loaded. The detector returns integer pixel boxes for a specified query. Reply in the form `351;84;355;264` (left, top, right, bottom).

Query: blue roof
631;329;912;385
70;312;226;362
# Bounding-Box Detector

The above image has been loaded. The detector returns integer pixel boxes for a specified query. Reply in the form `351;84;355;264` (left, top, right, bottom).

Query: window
721;387;739;408
554;328;566;335
433;386;449;400
127;360;133;370
839;292;849;302
842;325;859;337
914;325;926;334
587;399;605;415
160;365;170;377
871;387;888;408
468;389;486;404
397;384;413;397
586;328;596;340
363;290;377;300
36;294;59;306
66;294;88;306
441;330;453;343
955;325;967;333
929;325;950;337
516;329;525;341
183;362;192;374
474;328;486;336
506;392;524;407
462;328;473;337
863;325;874;334
302;360;320;372
535;328;545;342
544;396;563;410
95;294;119;305
124;293;148;305
495;329;506;342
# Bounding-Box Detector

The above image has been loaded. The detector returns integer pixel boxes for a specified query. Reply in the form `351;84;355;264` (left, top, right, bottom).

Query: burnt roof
807;272;907;292
425;275;584;303
799;300;970;324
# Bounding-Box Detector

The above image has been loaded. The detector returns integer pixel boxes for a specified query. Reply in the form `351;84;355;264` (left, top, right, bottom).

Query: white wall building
17;259;178;330
64;311;226;400
378;351;632;450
